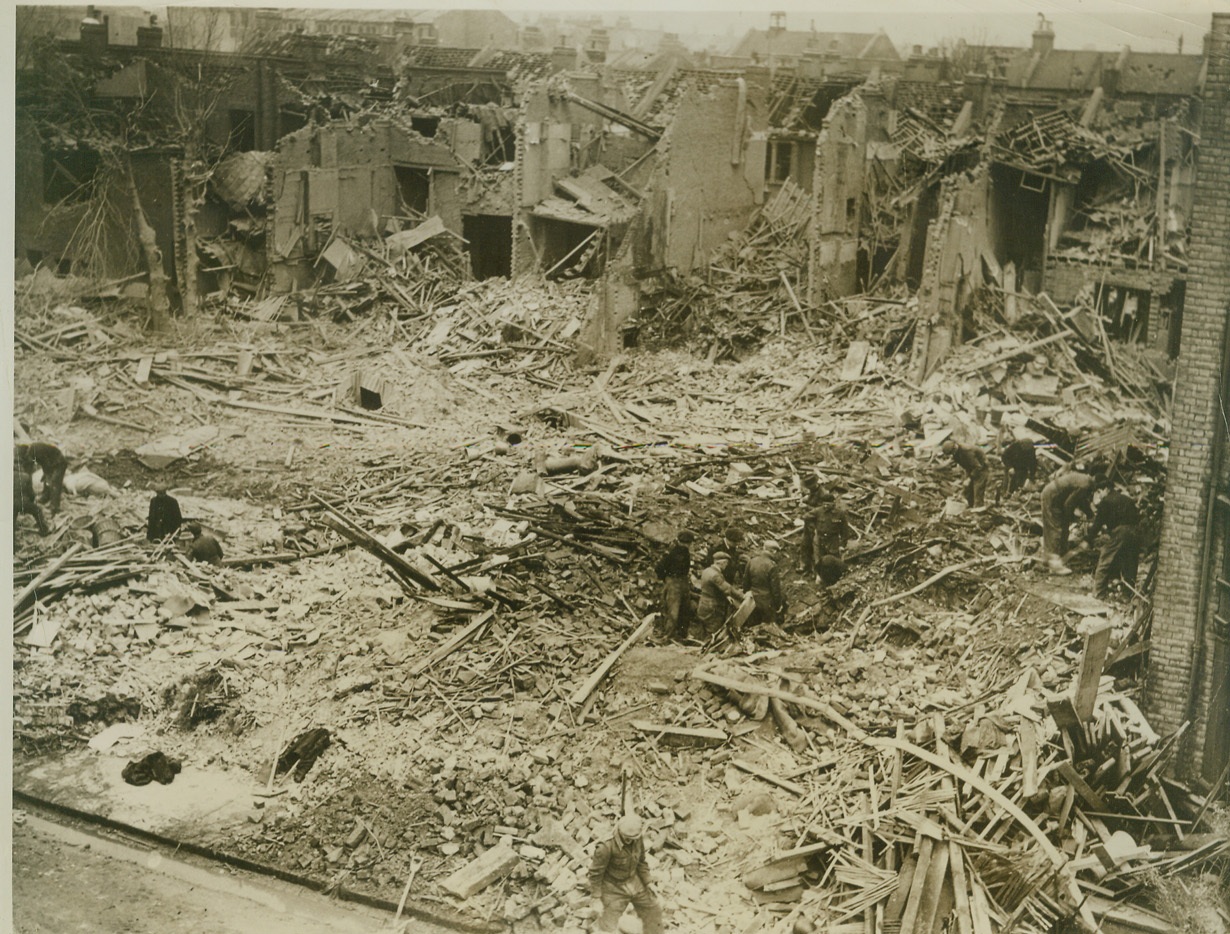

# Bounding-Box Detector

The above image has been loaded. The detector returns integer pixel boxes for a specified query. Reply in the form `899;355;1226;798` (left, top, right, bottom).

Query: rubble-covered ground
11;269;1227;934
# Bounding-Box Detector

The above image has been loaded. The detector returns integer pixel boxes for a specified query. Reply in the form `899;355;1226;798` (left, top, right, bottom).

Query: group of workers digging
654;438;1144;644
941;435;1145;598
652;476;850;645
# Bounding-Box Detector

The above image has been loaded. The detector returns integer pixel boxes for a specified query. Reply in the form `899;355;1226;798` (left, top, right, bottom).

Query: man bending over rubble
691;553;744;641
941;440;989;508
1039;465;1099;575
743;538;786;630
1087;486;1142;599
589;814;663;934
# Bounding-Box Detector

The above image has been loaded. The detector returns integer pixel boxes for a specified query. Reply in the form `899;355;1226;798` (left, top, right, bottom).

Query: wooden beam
1073;619;1113;721
691;666;867;740
569;614;654;706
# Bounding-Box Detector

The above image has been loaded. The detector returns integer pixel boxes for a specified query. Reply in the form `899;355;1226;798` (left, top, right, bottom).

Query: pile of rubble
11;257;1225;933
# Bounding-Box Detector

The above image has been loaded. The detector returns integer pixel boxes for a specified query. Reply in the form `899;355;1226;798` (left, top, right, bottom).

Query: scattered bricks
519;843;547;860
440;840;520;898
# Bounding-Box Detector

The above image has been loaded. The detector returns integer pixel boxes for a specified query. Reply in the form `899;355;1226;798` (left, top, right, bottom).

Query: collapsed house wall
649;79;767;275
268;122;463;290
1148;13;1230;782
910;168;994;382
811;92;867;298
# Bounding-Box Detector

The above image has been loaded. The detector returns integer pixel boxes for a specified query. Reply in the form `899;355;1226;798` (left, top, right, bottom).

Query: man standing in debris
1039;466;1099;575
654;530;694;641
16;441;67;515
1087;486;1142;598
810;489;849;572
1000;436;1038;496
941;440;990;508
589;813;662;934
146;485;183;542
800;476;825;574
691;553;743;641
743;538;786;631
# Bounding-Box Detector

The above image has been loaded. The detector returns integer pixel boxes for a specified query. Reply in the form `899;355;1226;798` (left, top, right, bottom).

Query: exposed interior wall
268;122;462;289
652;80;767;275
910;168;993;382
812;93;867;297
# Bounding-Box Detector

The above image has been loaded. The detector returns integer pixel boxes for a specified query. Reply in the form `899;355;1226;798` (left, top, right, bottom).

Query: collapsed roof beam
565;91;662;142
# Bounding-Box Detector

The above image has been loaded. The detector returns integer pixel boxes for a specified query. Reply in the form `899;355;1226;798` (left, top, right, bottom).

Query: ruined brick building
12;7;1229;778
1148;13;1230;782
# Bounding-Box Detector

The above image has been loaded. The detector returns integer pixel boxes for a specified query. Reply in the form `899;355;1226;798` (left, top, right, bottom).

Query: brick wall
1147;13;1230;777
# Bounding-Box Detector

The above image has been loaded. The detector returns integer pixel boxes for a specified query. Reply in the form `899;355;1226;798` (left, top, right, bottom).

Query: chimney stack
137;13;163;49
1032;13;1055;56
80;5;108;53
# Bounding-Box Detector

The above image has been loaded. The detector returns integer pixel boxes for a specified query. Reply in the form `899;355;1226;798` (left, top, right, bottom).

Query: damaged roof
403;45;484;69
729;28;901;63
1006;47;1202;94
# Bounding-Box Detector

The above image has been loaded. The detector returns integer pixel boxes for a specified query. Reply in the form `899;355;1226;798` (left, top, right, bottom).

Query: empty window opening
43;147;100;204
410;116;440;138
766;140;795;184
463;214;512;279
530;217;606;279
1095;283;1150;343
394;166;430;216
1161;280;1185;358
228;109;256;152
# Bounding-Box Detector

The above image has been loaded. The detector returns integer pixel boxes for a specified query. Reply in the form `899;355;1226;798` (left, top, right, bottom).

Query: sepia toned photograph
9;2;1229;931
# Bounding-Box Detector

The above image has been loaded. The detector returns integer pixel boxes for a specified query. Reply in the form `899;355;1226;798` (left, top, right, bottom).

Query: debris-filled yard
12;252;1228;934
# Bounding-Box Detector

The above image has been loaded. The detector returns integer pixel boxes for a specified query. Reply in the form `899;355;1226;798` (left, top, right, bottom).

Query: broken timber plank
439;840;520;898
691;667;867;740
14;543;84;610
731;758;805;796
568;614;654;707
869;558;995;608
898;836;937;934
1057;760;1107;810
1073;618;1114;721
409;610;495;677
868;736;1097;931
629;721;727;748
948;841;973;934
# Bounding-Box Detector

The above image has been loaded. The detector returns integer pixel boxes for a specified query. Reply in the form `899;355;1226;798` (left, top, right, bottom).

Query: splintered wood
725;653;1226;934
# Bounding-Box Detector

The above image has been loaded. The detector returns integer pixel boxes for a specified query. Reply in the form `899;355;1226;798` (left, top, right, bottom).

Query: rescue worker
690;553;744;641
1039;466;1099;575
16;441;67;514
184;522;224;565
588;813;663;934
707;527;745;586
653;530;694;641
1087;487;1142;598
810;490;849;574
800;477;826;574
146;486;183;542
1000;437;1038;496
743;538;786;631
941;440;990;508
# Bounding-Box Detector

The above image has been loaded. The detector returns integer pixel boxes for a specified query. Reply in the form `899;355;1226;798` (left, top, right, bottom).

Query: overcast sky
506;0;1220;52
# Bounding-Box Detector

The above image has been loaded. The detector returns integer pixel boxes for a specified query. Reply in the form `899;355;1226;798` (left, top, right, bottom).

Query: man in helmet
588;813;663;934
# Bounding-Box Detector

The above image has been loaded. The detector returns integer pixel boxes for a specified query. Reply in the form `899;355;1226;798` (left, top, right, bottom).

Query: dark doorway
463;214;512;279
394;166;430;215
904;185;939;289
991;164;1049;285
